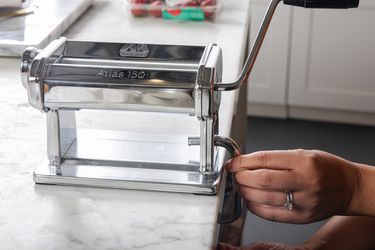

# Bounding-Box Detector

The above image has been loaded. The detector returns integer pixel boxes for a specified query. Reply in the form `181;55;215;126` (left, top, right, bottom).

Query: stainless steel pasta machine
21;0;359;195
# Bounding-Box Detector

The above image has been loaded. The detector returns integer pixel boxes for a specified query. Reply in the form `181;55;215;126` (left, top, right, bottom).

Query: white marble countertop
0;0;93;56
0;0;250;249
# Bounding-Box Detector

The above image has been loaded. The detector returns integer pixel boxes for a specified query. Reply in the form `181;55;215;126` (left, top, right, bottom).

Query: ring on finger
283;190;294;210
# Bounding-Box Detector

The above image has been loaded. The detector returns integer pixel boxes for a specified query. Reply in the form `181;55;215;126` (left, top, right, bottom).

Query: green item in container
162;7;205;21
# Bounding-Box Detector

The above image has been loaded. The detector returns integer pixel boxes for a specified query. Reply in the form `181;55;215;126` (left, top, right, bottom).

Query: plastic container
124;0;222;21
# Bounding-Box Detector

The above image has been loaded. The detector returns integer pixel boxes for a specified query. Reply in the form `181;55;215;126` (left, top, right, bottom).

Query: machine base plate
34;159;223;195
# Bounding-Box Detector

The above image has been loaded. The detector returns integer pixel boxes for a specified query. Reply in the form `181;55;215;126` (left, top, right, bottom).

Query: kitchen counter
0;0;250;249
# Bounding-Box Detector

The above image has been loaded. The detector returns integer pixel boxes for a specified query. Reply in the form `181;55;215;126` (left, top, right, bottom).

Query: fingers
226;150;305;173
244;242;293;250
235;169;299;191
217;242;294;250
246;200;293;223
245;200;304;224
239;187;302;207
217;243;240;250
245;242;273;250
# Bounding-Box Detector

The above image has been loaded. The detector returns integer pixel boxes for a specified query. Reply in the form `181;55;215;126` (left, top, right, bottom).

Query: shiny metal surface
22;38;228;194
20;47;40;88
215;0;282;91
21;38;210;113
46;110;61;170
34;159;221;194
63;40;206;61
213;136;241;158
23;37;67;110
188;135;243;222
44;87;196;113
194;43;223;172
33;127;240;194
65;128;202;168
189;135;240;158
60;58;199;70
33;128;228;194
189;135;240;171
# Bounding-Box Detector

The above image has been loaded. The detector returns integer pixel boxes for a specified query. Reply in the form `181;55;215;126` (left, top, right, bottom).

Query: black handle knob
283;0;359;8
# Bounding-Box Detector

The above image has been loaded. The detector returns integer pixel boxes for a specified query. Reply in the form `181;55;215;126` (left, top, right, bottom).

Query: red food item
200;0;216;5
167;9;182;16
130;0;147;17
183;0;199;7
200;0;217;20
149;0;163;17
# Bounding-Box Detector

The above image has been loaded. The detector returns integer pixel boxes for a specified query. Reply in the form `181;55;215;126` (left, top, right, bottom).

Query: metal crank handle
188;136;243;224
213;136;241;158
215;0;360;91
213;136;243;224
188;135;241;159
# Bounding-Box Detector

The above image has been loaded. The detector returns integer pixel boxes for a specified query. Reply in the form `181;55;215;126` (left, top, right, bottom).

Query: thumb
217;242;240;250
244;242;292;250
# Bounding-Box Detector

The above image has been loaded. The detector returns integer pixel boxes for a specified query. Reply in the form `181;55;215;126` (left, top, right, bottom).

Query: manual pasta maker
21;0;359;194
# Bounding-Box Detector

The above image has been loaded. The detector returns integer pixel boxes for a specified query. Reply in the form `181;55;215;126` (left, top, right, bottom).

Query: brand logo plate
119;44;150;58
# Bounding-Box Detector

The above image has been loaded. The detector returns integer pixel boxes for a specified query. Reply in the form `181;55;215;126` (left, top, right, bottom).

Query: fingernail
224;160;232;170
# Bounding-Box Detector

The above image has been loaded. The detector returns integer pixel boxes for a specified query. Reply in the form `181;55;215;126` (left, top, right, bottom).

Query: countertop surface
0;0;93;56
0;0;250;249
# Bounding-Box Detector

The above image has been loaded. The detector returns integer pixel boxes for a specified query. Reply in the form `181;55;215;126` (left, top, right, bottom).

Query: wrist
347;163;375;215
301;239;326;250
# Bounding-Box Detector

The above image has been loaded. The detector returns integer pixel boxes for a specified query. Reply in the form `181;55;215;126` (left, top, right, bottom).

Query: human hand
242;242;310;250
225;150;361;223
217;242;310;250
